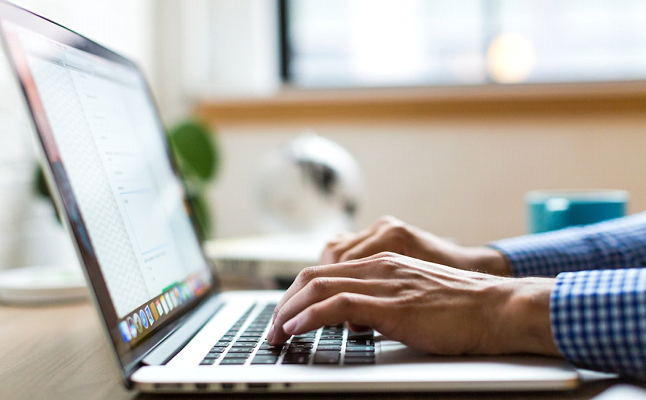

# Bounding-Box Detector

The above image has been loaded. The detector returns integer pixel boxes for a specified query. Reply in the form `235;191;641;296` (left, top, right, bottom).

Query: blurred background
2;0;646;267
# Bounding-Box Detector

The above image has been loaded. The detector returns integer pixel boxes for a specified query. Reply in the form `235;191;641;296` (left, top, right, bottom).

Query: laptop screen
0;2;215;370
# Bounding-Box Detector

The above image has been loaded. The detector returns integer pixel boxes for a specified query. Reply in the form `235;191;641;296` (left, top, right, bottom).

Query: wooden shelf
195;82;646;126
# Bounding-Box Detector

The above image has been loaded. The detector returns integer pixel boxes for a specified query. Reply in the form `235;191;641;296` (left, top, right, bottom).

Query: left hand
320;216;511;276
267;252;560;357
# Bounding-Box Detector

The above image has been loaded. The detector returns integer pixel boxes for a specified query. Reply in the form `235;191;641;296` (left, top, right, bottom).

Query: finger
320;227;376;264
274;253;397;320
320;217;397;264
321;231;354;252
282;292;385;337
337;229;401;262
269;253;401;343
270;277;394;344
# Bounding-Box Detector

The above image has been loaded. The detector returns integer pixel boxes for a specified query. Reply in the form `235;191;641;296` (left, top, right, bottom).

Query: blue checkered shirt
490;212;646;378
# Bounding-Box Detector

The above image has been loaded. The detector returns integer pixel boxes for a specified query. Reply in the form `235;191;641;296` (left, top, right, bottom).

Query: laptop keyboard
199;303;375;366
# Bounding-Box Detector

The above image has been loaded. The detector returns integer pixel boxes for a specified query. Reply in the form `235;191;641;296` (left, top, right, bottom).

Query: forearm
490;211;646;277
461;246;512;276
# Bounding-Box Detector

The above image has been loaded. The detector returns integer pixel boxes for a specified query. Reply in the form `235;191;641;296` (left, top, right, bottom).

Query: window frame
194;1;646;126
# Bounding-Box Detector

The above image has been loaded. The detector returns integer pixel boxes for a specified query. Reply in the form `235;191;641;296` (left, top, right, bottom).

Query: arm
321;212;646;277
299;214;646;377
491;211;646;277
269;258;646;379
551;268;646;379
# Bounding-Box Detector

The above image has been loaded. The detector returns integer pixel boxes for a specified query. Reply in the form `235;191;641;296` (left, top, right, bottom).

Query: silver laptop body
0;1;579;393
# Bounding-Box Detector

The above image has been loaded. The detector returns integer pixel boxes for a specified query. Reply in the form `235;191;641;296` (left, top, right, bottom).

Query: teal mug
526;189;629;234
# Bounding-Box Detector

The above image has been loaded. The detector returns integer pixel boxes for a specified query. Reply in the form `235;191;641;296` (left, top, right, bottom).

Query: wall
208;113;646;246
145;1;646;247
152;0;279;125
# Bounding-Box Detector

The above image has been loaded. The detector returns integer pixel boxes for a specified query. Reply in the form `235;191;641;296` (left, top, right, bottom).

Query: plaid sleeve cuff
550;268;646;378
490;212;646;277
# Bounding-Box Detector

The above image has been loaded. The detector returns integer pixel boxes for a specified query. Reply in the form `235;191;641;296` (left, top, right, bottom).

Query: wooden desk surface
0;300;640;400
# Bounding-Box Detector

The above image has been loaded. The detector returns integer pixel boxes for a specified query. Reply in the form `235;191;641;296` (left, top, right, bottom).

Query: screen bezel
0;1;220;385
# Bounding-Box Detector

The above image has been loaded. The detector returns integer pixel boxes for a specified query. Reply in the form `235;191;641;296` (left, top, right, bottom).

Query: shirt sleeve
489;211;646;277
550;268;646;378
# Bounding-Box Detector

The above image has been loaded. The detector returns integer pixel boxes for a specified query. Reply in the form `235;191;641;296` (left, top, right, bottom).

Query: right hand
269;252;559;357
320;216;511;276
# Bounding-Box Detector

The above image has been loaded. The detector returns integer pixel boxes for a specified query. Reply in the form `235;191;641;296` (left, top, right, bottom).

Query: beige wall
209;113;646;246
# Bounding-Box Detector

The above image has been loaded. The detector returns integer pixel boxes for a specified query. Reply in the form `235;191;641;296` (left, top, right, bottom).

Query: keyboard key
320;334;343;339
288;343;313;349
259;344;284;350
220;358;246;365
204;353;221;359
222;353;250;359
343;351;374;358
243;331;266;336
316;345;342;351
345;345;374;352
200;358;217;365
286;347;311;354
344;356;375;365
231;342;256;348
317;339;343;345
291;337;315;343
251;355;279;365
322;330;343;335
313;352;340;364
228;347;254;353
347;339;374;346
256;349;282;355
235;337;260;342
282;354;310;364
215;341;231;347
209;346;227;353
247;326;267;331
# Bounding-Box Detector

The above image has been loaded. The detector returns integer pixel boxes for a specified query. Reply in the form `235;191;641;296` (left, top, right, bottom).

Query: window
282;0;646;88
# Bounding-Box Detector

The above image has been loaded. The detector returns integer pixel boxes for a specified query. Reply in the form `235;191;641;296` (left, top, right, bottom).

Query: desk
0;300;640;400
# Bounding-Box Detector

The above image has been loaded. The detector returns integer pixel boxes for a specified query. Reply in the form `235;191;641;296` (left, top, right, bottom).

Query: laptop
0;2;580;393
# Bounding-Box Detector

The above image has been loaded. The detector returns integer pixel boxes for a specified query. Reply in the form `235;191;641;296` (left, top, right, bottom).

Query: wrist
488;277;561;356
463;246;512;276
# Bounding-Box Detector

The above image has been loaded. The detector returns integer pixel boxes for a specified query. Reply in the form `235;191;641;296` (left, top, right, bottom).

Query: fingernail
266;324;275;342
283;317;298;335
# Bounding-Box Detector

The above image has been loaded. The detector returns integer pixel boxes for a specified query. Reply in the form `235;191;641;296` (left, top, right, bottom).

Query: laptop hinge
141;295;225;366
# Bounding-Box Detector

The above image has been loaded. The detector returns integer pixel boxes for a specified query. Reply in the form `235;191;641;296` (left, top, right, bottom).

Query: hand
321;216;512;276
268;252;560;357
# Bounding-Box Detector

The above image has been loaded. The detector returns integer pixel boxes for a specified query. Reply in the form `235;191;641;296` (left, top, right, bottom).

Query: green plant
167;119;221;241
